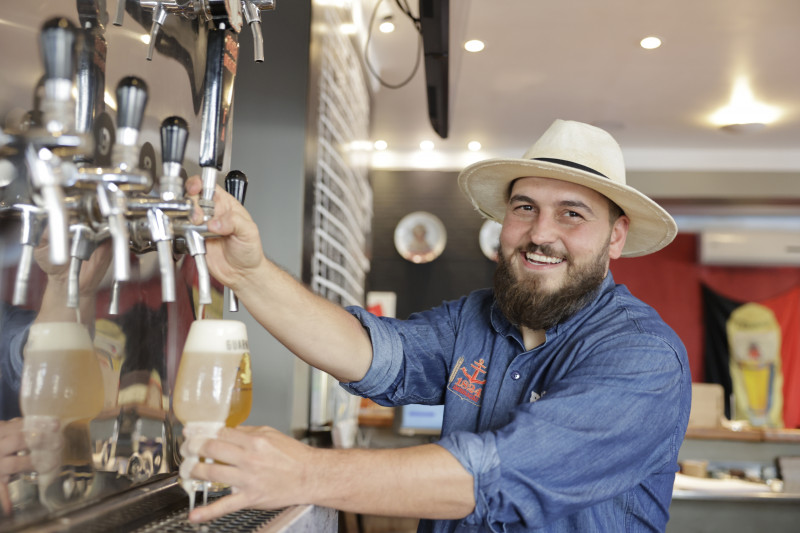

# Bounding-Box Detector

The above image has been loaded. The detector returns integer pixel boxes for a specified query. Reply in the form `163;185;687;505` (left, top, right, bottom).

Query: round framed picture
394;211;447;264
479;219;502;262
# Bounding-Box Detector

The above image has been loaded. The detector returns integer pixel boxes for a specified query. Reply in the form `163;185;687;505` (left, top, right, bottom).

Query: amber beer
226;350;252;427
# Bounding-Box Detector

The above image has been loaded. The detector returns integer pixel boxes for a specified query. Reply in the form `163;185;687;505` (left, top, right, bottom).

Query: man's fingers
185;175;203;195
0;420;27;456
188;491;250;523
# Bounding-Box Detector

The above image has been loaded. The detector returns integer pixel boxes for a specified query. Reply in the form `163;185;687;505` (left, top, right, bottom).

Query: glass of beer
20;321;105;506
173;319;248;508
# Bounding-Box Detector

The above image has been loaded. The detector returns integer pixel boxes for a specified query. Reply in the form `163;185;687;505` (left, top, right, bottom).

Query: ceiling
365;0;800;175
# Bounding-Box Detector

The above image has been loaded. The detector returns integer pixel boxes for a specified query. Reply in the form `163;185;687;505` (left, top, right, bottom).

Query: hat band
533;158;608;179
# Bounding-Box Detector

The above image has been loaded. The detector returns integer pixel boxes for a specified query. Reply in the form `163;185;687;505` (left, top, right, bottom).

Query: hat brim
458;158;677;257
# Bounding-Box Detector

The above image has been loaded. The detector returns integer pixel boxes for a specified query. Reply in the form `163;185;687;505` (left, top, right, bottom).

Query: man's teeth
525;252;563;264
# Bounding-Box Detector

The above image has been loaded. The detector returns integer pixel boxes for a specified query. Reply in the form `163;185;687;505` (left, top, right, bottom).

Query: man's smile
524;251;564;266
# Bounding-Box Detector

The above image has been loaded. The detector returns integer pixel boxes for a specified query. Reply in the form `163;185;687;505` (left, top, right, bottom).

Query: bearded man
183;119;691;532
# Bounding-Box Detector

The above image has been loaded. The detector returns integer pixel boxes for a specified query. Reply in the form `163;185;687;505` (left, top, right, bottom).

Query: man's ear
608;215;630;260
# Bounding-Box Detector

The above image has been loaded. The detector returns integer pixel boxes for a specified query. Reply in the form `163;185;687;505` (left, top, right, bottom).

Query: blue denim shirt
343;273;691;532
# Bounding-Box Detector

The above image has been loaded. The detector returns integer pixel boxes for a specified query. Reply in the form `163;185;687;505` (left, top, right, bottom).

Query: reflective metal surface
0;0;278;528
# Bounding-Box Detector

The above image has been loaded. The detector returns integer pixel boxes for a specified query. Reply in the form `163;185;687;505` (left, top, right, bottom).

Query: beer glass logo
726;302;784;428
225;339;249;351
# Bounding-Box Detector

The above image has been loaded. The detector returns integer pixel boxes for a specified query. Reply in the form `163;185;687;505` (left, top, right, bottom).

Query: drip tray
19;475;292;533
133;505;283;533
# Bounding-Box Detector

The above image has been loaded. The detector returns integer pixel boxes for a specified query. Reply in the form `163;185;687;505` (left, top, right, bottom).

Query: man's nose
527;214;559;245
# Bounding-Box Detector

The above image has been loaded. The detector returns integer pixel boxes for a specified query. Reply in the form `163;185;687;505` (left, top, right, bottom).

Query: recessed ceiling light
467;141;482;151
339;23;356;35
420;140;434;151
374;140;388;150
640;36;662;50
464;39;485;53
379;16;395;33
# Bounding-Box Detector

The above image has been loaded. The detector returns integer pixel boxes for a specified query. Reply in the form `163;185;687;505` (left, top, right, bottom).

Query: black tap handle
115;76;148;131
225;170;248;205
160;116;189;165
40;17;78;82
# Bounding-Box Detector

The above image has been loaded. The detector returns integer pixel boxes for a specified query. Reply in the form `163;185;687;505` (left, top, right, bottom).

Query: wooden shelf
686;427;800;443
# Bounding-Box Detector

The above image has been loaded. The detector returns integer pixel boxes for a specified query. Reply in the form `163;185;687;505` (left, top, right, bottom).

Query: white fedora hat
458;119;677;257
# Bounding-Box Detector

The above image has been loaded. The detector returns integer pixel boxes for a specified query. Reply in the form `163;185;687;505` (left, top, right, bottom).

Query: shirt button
511;370;521;380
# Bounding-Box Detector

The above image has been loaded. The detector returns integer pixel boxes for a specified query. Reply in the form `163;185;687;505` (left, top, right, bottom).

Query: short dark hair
607;199;624;223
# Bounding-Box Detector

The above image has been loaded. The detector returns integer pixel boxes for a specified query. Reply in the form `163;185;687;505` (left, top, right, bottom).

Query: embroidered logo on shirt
448;358;487;406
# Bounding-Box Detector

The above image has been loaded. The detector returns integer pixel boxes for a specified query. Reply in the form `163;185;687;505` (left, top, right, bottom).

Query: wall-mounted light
374;140;388;150
420;140;434;151
467;141;481;151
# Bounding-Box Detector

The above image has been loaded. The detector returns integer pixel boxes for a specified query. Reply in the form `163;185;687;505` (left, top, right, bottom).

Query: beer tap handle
146;3;168;61
224;170;247;312
159;116;189;200
115;76;148;141
40;17;78;134
113;76;148;170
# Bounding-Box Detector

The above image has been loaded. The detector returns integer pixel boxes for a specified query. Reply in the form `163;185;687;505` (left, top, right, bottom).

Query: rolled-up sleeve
340;304;459;406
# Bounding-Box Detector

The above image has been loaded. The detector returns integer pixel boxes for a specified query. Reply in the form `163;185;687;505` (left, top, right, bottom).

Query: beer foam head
25;322;93;353
184;319;248;354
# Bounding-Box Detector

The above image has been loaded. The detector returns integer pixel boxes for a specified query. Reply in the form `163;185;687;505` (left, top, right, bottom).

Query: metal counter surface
1;475;336;533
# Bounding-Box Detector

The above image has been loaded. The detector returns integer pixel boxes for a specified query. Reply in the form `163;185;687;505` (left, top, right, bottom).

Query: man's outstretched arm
185;426;475;522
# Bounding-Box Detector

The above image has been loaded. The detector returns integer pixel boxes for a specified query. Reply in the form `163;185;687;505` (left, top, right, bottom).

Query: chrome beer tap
241;0;276;63
114;0;244;60
159;116;214;306
10;203;46;306
74;76;153;309
26;18;91;267
9;17;96;305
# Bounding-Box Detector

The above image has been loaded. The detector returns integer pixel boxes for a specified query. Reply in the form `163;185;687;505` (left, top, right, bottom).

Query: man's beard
493;243;608;331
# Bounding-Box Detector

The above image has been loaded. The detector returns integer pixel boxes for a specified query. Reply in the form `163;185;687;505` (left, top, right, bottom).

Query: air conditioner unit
700;229;800;266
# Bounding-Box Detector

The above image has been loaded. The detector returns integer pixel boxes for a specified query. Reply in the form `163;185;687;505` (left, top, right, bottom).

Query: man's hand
185;177;266;294
185;426;312;522
185;425;475;524
0;418;33;515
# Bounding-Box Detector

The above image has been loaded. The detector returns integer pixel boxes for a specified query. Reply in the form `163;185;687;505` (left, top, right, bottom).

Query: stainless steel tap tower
0;1;274;528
